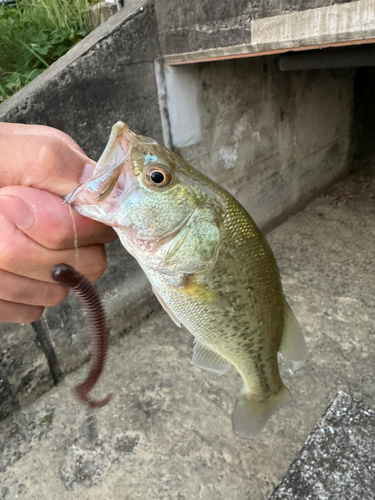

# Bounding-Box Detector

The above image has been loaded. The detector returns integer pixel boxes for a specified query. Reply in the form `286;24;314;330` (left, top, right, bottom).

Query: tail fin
231;384;292;438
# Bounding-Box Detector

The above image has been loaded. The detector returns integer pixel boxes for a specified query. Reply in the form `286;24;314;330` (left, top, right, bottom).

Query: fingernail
80;163;95;183
0;195;35;230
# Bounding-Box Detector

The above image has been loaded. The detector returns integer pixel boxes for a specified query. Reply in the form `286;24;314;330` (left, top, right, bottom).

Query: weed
0;0;100;102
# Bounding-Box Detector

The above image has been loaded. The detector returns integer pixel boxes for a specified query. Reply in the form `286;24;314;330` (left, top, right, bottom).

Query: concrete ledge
165;37;375;65
164;0;375;65
253;0;375;46
269;392;375;499
0;323;53;422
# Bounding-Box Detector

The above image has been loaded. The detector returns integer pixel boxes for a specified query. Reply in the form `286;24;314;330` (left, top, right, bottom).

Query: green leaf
19;40;50;68
24;68;44;84
31;43;52;56
50;27;71;44
77;28;88;37
55;44;70;57
5;72;21;91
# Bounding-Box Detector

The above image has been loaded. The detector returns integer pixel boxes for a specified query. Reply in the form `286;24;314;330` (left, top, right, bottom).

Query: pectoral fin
191;339;231;376
152;287;181;328
163;207;221;274
278;301;307;374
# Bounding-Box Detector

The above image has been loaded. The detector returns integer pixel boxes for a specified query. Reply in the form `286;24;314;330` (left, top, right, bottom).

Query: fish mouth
65;122;139;223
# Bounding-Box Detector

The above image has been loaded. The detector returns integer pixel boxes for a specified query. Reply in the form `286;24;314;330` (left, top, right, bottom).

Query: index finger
0;122;86;155
0;128;94;196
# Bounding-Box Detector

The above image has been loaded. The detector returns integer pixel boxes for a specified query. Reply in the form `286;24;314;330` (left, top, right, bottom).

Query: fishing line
68;204;79;269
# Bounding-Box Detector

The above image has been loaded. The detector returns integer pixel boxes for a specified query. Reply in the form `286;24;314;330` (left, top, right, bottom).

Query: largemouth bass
67;122;306;437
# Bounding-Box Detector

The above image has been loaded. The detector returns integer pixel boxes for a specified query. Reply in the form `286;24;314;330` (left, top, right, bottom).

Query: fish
66;121;307;437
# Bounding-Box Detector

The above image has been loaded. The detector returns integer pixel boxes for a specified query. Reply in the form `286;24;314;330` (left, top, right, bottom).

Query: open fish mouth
65;122;139;219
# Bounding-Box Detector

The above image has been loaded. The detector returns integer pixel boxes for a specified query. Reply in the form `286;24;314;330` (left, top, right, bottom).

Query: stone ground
0;162;374;500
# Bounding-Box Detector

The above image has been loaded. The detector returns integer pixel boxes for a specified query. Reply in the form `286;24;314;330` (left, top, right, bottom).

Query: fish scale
69;121;307;437
141;195;284;398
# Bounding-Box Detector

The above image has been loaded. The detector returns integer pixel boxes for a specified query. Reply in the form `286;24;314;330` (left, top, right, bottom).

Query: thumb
0;185;116;249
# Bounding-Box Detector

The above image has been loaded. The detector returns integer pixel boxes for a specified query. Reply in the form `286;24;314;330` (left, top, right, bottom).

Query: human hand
0;122;117;324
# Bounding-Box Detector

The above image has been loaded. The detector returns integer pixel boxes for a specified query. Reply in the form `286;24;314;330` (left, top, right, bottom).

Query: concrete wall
160;58;355;231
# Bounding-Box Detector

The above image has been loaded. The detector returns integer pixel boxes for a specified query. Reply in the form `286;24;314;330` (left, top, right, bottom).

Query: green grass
0;0;100;102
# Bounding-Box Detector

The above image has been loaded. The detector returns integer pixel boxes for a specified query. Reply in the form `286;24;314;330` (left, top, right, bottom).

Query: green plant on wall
0;0;101;102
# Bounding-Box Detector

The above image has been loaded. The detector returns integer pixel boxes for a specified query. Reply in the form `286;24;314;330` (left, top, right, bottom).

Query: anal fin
152;287;181;328
278;301;307;374
192;339;231;376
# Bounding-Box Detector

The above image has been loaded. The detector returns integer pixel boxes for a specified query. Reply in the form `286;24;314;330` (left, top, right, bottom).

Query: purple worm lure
51;263;112;409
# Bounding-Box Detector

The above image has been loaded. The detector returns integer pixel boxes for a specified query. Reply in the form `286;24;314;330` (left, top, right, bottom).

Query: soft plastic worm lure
51;263;112;409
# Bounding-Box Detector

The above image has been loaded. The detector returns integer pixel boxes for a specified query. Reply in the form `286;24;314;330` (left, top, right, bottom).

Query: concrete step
269;391;375;499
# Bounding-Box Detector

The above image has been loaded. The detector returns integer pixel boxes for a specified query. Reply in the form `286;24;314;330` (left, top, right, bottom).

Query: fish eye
151;171;165;184
145;164;172;188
